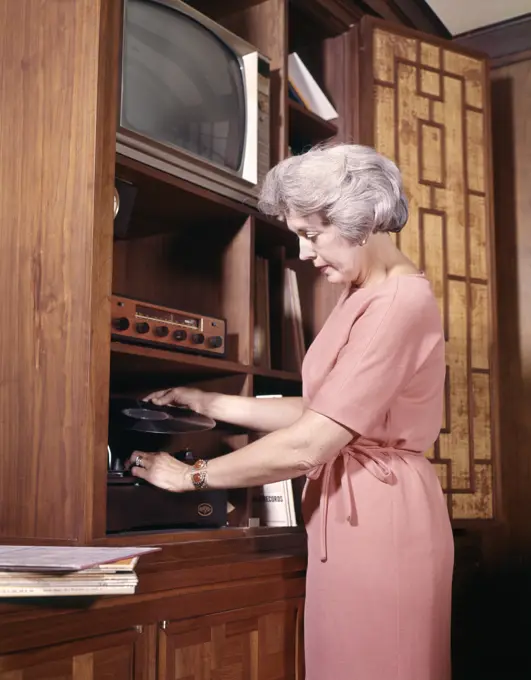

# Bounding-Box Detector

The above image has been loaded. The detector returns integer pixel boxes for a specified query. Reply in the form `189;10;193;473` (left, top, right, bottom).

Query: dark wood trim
289;0;451;38
353;0;451;38
360;15;489;60
455;13;531;68
290;0;363;33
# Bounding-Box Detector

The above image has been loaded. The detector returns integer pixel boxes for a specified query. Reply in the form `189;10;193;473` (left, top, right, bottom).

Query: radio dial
191;333;205;345
135;322;150;334
173;330;187;341
208;336;223;349
112;317;130;332
155;325;169;337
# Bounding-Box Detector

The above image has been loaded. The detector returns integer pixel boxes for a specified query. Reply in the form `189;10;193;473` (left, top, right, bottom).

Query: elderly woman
129;144;454;680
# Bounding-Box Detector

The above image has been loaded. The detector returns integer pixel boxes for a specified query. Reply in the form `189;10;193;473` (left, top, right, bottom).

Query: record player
107;397;228;533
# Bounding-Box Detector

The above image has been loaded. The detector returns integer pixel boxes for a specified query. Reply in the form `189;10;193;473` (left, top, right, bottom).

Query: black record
109;397;215;434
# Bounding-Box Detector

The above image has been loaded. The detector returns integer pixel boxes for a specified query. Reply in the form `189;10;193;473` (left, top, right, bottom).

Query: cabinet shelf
96;524;306;547
252;366;301;381
110;342;302;388
115;154;292;243
288;97;338;149
110;341;249;386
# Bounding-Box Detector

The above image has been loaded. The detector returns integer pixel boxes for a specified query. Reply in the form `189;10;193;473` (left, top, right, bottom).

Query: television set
117;0;271;205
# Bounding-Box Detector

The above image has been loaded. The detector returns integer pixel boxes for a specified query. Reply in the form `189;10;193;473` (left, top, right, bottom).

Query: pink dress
302;274;453;680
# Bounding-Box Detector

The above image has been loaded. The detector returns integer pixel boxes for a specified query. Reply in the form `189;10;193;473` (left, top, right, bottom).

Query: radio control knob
208;336;223;348
191;333;205;345
155;325;169;337
112;317;130;332
173;330;187;341
135;322;150;334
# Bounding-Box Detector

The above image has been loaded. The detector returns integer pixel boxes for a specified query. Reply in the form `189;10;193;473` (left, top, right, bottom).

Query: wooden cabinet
356;18;499;521
0;554;306;680
0;604;304;680
158;600;304;680
0;629;140;680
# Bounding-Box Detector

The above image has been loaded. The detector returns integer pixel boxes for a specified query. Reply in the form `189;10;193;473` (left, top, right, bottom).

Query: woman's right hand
143;386;215;416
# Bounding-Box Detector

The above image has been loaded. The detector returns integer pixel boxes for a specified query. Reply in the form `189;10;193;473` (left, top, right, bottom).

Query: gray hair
258;143;409;243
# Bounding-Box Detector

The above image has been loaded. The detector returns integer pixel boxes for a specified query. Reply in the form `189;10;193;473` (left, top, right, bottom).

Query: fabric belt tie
305;444;397;562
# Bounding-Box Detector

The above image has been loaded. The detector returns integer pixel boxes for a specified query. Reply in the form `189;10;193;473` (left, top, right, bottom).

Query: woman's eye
305;232;318;241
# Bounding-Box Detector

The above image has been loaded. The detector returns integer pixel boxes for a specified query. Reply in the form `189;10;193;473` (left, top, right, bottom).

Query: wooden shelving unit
107;0;355;537
0;0;356;553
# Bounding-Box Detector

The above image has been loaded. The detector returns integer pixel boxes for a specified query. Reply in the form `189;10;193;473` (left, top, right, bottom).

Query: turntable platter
110;397;215;434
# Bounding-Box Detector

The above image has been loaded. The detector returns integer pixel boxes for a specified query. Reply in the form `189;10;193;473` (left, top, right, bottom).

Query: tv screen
122;0;246;172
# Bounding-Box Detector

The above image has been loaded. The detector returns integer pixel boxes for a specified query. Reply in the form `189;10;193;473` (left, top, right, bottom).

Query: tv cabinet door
358;17;498;521
158;599;304;680
0;629;141;680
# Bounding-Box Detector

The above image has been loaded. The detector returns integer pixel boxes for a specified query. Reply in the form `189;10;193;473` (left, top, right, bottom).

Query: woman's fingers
143;388;176;405
127;450;189;492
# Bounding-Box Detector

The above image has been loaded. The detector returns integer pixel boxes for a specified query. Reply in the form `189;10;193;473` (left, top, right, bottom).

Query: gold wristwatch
191;459;208;490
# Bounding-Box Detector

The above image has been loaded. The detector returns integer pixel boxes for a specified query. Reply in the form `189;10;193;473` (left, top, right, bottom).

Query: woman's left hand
125;451;192;493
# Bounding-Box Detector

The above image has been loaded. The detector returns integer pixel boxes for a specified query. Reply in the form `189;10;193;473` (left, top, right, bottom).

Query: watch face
113;188;120;218
192;470;206;489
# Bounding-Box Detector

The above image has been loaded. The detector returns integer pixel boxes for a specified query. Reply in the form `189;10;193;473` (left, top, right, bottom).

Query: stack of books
0;546;159;598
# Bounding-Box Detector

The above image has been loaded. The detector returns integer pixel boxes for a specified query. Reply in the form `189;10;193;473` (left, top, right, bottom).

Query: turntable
109;397;216;434
106;397;228;533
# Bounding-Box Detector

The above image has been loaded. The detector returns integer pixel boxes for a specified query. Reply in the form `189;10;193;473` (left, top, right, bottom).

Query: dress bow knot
306;443;397;562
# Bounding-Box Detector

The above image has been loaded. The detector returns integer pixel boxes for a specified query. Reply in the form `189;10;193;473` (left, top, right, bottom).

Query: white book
288;53;338;121
251;480;297;527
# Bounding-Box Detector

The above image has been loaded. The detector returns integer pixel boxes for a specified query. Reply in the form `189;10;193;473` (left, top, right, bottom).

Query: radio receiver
111;295;226;357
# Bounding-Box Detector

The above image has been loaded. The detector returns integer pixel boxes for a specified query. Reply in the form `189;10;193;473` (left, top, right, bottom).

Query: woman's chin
323;269;347;284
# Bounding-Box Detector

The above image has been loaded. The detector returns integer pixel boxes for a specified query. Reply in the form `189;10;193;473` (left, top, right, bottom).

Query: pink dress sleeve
308;278;443;437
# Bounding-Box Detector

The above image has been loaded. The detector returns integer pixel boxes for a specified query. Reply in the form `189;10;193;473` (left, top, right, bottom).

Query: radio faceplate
111;295;226;357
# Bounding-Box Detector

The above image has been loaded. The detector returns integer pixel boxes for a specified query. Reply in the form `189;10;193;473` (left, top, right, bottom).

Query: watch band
191;459;208;490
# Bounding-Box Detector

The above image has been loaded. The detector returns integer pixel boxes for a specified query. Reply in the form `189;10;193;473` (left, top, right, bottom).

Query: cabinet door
358;17;498;520
158;599;304;680
0;629;140;680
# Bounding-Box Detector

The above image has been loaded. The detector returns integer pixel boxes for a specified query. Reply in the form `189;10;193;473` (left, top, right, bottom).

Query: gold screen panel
370;26;494;520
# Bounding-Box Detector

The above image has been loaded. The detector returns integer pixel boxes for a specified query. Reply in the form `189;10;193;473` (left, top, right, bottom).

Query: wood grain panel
439;280;470;491
421;211;446;335
433;462;449;491
420;42;441;69
395;60;429;264
419;67;441;98
468;194;488;280
374;85;396;161
0;630;139;679
0;0;120;540
433;76;466;278
443;51;484;110
419;122;444;184
360;18;498;519
472;372;491;461
159;599;303;680
471;283;489;370
488;57;531;548
466;110;486;194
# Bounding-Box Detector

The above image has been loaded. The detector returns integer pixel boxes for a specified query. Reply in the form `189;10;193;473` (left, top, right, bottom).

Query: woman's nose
299;239;315;261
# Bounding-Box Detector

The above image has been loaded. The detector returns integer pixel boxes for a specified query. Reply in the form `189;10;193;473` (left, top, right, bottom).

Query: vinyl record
109;397;215;434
